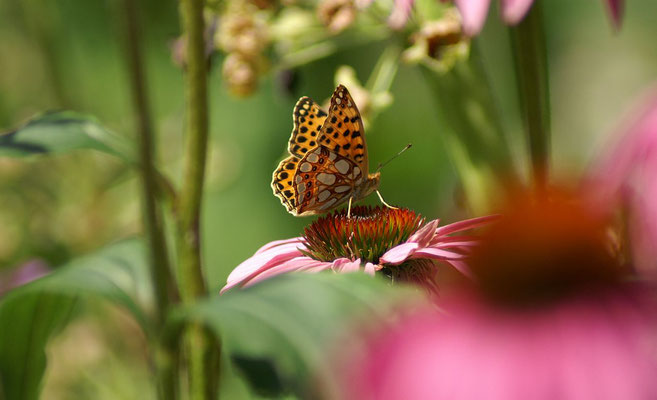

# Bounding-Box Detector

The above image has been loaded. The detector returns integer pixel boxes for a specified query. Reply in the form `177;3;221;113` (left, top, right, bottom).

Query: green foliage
167;272;419;397
0;239;150;400
0;111;135;161
0;237;419;399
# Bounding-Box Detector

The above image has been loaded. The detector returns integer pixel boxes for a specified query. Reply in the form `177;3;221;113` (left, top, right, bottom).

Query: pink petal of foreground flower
335;189;657;400
340;290;657;400
587;86;657;277
221;207;498;293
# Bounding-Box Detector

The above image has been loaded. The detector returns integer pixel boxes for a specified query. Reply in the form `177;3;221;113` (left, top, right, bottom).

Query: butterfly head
355;172;381;201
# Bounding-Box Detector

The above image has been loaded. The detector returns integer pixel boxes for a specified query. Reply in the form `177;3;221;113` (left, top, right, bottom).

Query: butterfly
271;85;382;216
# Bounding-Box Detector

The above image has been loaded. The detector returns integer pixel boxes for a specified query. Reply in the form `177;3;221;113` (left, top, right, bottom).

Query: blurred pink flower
362;0;625;36
454;0;624;36
0;259;49;296
587;87;657;277
337;189;657;400
221;207;497;293
341;289;657;400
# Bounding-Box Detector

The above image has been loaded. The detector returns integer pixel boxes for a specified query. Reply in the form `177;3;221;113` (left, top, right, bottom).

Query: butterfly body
272;85;379;216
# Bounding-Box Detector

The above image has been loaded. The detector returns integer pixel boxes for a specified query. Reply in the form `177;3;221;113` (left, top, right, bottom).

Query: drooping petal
413;247;469;260
454;0;493;36
240;256;331;288
442;260;473;277
500;0;535;25
433;240;480;249
433;214;500;239
604;0;624;30
380;242;419;265
222;241;306;293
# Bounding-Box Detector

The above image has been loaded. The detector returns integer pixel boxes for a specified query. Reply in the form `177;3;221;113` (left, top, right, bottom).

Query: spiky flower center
302;206;424;264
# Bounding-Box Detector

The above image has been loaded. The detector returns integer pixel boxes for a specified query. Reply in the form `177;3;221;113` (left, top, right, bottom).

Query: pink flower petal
255;237;305;255
222;242;306;293
413;247;469;260
455;0;492;36
587;87;657;276
341;289;657;400
241;257;331;288
434;214;500;239
434;240;480;248
364;262;377;276
388;0;414;29
500;0;535;25
442;260;473;277
604;0;624;30
380;242;419;265
408;219;439;247
332;258;362;273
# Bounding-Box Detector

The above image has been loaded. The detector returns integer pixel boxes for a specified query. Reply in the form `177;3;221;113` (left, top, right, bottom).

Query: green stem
421;44;517;213
510;3;550;190
177;0;216;399
177;0;208;304
120;0;178;398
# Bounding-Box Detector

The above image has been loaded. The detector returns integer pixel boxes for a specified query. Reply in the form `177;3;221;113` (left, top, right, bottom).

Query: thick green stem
120;1;178;398
177;0;216;399
422;44;517;213
510;3;550;190
177;0;208;303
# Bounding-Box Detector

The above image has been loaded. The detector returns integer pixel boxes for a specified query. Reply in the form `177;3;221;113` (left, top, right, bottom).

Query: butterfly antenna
376;143;412;172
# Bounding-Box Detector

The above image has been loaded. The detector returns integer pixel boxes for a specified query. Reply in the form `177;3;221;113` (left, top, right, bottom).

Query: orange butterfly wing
293;146;364;215
316;85;369;173
271;156;300;214
288;97;327;158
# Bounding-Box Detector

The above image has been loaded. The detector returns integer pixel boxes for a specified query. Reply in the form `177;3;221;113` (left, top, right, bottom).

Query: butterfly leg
347;196;353;219
376;190;398;210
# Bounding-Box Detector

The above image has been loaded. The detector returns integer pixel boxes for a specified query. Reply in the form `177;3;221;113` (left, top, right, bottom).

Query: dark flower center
470;190;625;307
302;206;424;264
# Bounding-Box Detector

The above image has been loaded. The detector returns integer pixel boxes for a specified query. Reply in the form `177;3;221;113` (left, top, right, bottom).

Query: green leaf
167;273;418;397
0;239;151;400
0;111;135;161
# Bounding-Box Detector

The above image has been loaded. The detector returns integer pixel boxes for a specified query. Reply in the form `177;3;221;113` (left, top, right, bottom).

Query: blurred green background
2;1;657;395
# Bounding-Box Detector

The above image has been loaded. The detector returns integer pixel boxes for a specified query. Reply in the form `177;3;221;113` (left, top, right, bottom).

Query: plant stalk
510;3;551;190
177;0;208;304
177;0;216;398
120;0;178;398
